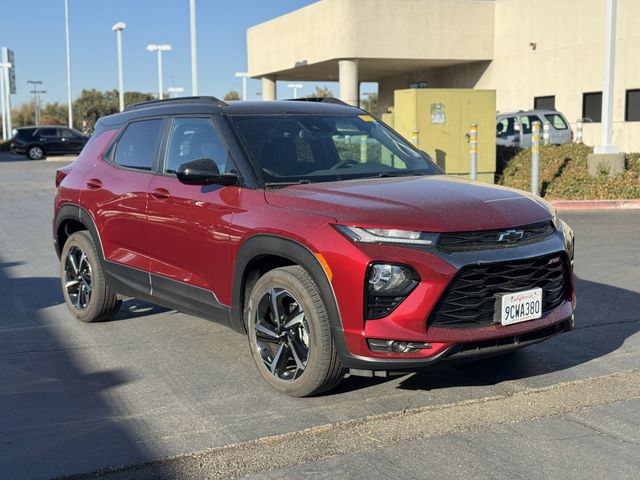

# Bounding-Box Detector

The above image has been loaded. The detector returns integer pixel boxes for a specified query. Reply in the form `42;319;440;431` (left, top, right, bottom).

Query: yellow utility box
392;89;496;183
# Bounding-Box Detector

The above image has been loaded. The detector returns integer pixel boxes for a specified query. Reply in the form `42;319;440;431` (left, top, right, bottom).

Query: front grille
428;252;570;328
437;221;555;253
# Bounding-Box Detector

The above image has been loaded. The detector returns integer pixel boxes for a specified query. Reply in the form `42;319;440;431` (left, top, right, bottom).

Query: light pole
0;62;10;140
287;83;303;99
595;0;619;154
28;80;45;125
64;0;73;127
112;22;126;112
146;44;172;100
235;72;249;101
167;87;184;98
189;0;198;95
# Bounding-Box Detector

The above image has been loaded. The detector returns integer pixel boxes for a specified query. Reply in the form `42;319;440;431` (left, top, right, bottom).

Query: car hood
264;175;553;232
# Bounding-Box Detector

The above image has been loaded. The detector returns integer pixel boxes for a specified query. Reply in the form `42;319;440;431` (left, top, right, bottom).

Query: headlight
366;263;419;319
335;225;439;246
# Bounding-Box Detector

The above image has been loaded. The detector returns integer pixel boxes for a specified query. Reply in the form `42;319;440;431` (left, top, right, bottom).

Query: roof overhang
247;0;495;80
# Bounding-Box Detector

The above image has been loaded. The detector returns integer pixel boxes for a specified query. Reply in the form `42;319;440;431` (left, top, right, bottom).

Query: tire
246;265;344;397
60;231;121;322
27;145;45;160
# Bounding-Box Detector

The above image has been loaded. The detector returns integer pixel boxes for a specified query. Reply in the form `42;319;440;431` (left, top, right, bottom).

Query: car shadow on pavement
0;263;174;480
395;275;640;391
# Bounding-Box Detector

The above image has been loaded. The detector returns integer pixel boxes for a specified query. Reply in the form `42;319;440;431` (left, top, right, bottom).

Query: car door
146;115;241;321
543;113;572;144
60;128;86;153
36;127;62;153
81;118;164;292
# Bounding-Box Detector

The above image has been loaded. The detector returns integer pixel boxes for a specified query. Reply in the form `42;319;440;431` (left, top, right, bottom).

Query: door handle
151;187;170;200
86;178;102;190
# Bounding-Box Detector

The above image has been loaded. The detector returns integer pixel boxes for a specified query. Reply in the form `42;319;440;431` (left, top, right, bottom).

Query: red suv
53;97;575;396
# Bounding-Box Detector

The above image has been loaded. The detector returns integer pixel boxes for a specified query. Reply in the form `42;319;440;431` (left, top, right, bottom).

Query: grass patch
498;143;640;200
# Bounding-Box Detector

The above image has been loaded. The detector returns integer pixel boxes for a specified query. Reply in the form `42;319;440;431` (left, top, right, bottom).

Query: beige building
247;0;640;152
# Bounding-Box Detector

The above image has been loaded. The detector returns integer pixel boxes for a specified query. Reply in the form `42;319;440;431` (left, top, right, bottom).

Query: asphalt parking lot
1;155;639;480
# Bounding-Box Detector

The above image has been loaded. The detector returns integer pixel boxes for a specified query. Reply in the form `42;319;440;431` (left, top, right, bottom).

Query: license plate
495;288;543;326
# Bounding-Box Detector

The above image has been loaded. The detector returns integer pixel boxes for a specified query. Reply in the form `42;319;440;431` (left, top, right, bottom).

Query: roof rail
286;97;352;107
124;96;226;112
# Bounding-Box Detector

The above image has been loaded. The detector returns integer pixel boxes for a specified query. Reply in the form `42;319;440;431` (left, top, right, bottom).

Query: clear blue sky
0;0;373;106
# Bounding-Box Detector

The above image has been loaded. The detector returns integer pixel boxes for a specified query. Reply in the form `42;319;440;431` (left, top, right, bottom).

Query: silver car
496;110;573;148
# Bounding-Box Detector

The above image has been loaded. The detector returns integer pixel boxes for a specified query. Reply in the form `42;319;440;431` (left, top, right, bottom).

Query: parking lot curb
46;155;78;162
550;199;640;210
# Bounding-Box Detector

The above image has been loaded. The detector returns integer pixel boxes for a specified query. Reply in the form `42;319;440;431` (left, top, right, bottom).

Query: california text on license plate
495;288;543;326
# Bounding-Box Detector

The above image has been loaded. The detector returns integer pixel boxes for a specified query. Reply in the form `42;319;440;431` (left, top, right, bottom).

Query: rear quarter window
544;113;568;130
113;119;163;171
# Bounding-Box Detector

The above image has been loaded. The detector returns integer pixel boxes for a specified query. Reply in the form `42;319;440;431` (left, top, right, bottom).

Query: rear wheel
60;231;120;322
27;145;45;160
246;266;344;397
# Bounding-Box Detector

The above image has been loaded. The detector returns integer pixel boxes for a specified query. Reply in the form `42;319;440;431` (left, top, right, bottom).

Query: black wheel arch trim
231;234;353;362
54;204;104;260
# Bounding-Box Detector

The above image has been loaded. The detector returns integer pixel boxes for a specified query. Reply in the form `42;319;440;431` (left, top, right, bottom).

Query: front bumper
324;221;576;370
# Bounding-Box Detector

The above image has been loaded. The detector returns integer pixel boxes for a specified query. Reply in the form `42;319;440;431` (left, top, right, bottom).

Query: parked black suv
11;126;88;160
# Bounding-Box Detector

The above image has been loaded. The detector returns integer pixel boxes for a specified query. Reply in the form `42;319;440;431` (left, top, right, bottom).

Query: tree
72;89;156;132
223;90;241;101
73;89;117;132
361;93;378;115
11;101;36;128
40;102;68;125
306;85;334;98
123;91;155;108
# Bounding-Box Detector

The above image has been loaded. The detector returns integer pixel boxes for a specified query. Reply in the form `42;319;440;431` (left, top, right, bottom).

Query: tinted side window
17;128;36;139
165;117;229;174
496;117;515;137
520;115;542;134
38;128;58;137
113;119;163;171
60;128;80;138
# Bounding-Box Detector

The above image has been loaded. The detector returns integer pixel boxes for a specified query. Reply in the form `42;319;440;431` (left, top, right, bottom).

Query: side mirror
176;158;238;186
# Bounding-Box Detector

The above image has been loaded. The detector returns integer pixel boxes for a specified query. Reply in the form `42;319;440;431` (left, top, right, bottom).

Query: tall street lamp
64;0;73;127
0;62;11;140
112;22;126;112
287;83;303;99
146;44;172;100
189;0;198;95
234;72;249;101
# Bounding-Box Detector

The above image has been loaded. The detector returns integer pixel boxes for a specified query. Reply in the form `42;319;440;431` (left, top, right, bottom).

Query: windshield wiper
377;172;425;178
264;180;311;189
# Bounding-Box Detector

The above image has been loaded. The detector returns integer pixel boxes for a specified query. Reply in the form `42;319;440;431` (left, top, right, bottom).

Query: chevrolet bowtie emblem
498;229;524;243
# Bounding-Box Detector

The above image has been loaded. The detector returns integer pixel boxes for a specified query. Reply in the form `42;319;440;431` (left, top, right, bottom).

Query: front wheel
246;266;344;397
60;231;121;322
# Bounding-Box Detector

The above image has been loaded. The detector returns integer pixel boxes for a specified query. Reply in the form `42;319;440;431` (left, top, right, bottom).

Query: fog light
368;264;414;294
368;338;432;353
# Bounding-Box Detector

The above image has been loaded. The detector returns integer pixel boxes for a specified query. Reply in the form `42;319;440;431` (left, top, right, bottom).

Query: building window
582;92;602;123
625;89;640;122
534;96;555;110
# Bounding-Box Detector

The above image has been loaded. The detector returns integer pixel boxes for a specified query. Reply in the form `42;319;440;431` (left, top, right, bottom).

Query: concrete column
261;76;276;101
339;59;359;106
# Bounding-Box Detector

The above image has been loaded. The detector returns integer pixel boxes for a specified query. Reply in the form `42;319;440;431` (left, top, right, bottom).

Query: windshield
229;114;441;185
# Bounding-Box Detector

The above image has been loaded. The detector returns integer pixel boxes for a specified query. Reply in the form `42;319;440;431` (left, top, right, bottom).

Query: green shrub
499;143;640;200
